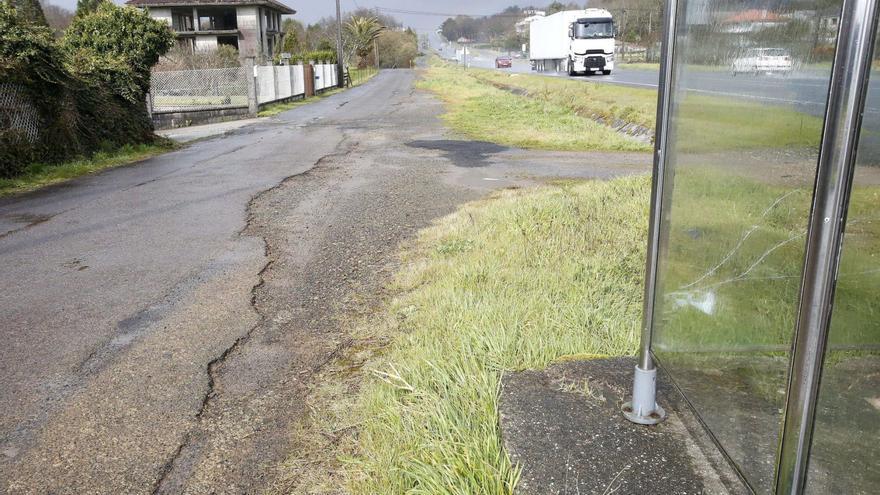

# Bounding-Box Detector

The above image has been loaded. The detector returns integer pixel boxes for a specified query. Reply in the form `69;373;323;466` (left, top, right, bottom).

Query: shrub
62;2;174;102
378;29;418;69
302;50;337;63
0;2;174;176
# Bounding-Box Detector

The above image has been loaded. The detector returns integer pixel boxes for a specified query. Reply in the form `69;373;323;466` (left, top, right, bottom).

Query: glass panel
806;31;880;495
651;1;840;491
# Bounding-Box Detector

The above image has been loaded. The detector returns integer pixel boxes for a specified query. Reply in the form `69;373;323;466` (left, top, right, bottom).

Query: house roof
722;9;786;24
126;0;296;15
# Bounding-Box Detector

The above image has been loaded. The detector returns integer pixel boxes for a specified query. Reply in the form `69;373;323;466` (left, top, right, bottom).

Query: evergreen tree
10;0;48;26
74;0;103;18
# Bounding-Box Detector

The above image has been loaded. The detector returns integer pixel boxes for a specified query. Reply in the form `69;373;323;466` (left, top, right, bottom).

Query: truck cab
568;11;615;76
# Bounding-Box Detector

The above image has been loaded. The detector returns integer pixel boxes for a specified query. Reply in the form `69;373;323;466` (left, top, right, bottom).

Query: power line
373;7;527;18
371;6;660;19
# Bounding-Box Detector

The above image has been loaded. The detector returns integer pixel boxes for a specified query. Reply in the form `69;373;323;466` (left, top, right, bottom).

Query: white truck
529;9;615;76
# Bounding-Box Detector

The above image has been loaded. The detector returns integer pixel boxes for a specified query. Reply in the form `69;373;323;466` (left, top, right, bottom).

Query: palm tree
345;15;383;68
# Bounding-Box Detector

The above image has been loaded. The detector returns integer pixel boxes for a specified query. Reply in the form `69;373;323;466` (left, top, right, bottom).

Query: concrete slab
499;357;750;494
156;118;266;143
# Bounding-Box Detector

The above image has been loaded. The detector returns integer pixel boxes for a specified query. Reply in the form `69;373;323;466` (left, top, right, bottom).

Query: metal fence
149;63;338;115
0;83;41;143
150;67;249;113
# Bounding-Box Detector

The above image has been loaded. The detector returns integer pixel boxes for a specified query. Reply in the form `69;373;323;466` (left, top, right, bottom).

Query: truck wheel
602;70;611;75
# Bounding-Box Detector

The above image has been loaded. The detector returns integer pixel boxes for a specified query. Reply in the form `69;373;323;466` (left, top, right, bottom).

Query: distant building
126;0;295;60
720;9;787;34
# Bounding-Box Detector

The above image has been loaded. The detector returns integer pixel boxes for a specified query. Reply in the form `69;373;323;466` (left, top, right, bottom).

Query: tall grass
417;62;651;152
467;63;824;153
346;177;649;493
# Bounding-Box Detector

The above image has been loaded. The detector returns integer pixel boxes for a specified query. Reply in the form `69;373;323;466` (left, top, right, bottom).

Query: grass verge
276;177;649;494
421;56;822;153
469;64;823;153
417;61;651;152
0;140;177;197
276;165;879;493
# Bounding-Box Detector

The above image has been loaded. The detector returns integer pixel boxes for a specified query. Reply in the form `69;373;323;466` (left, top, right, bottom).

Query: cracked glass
805;27;880;495
649;0;842;491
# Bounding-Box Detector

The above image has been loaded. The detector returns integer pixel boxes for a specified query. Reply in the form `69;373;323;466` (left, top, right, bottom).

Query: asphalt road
0;69;649;493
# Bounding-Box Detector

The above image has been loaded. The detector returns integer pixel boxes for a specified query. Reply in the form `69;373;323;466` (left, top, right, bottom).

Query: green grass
654;166;880;354
258;68;379;117
258;93;332;117
276;168;879;493
277;177;650;494
617;62;661;71
0;141;177;196
467;64;824;153
470;67;657;129
417;61;651;152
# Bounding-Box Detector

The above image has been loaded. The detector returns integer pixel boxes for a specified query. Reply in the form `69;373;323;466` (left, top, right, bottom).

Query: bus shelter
624;0;880;493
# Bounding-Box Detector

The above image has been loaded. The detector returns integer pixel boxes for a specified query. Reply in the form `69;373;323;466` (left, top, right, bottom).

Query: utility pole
335;0;344;88
374;39;379;73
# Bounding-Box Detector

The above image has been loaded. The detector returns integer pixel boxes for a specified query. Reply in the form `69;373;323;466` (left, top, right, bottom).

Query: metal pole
775;0;880;492
463;43;468;70
621;0;678;426
335;0;345;88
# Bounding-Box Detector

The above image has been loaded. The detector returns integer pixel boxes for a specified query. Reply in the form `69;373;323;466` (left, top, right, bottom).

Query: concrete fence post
272;64;280;103
304;62;315;97
288;64;295;97
245;57;258;116
145;92;153;120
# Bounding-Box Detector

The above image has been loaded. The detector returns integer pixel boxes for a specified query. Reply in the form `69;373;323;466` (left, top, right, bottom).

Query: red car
495;56;513;69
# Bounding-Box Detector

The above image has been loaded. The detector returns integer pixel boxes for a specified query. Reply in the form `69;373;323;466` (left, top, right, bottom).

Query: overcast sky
292;1;529;31
44;0;528;32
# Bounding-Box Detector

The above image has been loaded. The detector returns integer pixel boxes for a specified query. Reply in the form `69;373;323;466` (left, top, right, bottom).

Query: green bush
302;50;337;63
62;2;174;102
0;2;174;177
377;29;418;68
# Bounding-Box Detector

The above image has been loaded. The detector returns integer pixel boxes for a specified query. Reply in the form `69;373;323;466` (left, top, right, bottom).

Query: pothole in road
406;140;508;168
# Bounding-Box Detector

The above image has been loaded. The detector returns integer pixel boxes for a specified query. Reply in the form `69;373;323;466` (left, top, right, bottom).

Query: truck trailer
529;9;615;76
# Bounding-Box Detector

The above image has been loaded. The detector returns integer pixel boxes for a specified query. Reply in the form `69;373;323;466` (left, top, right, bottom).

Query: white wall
236;6;260;58
149;8;172;26
195;35;218;51
236;6;258;29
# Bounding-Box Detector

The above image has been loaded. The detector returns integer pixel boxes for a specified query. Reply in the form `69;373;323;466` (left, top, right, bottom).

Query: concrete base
151;107;251;130
499;357;749;494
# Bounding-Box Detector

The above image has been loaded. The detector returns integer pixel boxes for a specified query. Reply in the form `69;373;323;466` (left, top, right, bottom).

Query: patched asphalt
500;357;750;495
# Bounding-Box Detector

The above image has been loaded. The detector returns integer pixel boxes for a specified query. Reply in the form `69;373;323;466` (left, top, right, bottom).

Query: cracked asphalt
0;69;649;493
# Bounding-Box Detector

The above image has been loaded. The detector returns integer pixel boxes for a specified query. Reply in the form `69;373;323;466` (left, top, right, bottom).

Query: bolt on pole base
622;365;667;425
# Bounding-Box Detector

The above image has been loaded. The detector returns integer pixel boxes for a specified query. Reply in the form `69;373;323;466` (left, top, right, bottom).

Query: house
719;9;787;34
126;0;295;60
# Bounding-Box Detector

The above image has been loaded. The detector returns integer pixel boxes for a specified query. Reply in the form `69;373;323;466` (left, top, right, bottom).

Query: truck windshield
573;21;613;39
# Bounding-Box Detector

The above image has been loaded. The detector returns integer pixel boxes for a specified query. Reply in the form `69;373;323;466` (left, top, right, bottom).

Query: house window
217;36;239;50
171;8;193;31
198;7;238;31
